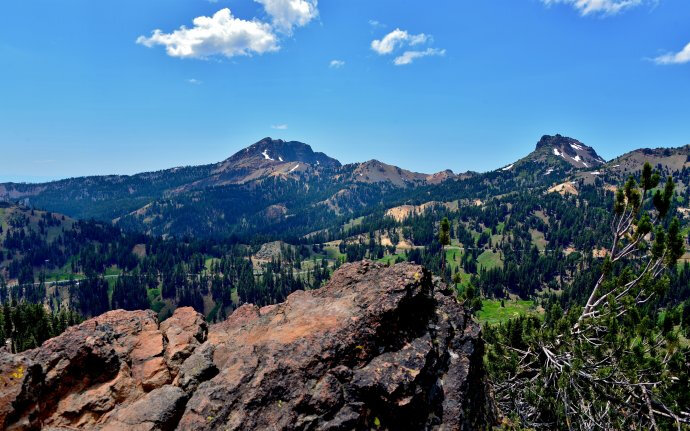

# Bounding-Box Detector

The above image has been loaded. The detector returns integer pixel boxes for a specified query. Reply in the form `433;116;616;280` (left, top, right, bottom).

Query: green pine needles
486;163;689;430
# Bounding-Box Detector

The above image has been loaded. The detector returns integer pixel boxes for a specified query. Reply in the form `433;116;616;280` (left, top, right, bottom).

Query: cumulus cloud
653;42;690;65
186;78;202;85
371;29;430;55
371;28;443;65
329;59;345;68
540;0;645;16
137;8;279;59
138;1;320;60
271;124;289;130
254;0;318;33
368;20;386;29
394;48;446;66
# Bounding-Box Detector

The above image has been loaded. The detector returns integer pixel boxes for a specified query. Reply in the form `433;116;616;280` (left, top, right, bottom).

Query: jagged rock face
534;134;605;169
0;307;206;430
0;261;493;430
212;138;341;178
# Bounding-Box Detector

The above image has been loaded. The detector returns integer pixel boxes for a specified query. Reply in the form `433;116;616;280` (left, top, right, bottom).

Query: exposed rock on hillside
203;137;341;186
385;201;458;222
0;261;493;430
534;134;605;169
547;181;579;196
351;160;456;187
512;134;605;173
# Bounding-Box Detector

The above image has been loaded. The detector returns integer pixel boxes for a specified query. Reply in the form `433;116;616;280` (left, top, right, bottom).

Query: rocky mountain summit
221;137;342;169
204;138;342;186
532;134;605;169
0;261;493;430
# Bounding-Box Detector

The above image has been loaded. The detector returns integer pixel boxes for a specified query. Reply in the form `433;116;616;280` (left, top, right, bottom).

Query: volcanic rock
0;261;493;430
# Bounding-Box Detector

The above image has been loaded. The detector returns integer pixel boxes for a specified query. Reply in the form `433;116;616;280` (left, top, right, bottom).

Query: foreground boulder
0;261;493;430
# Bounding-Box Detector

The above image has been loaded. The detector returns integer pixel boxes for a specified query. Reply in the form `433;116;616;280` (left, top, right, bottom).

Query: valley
2;134;690;327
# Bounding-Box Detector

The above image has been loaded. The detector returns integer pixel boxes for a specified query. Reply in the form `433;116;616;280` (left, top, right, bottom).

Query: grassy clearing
205;257;220;271
377;253;407;266
444;248;473;288
445;248;462;271
490;234;504;246
477;250;503;270
106;278;116;303
104;266;121;277
45;272;83;283
323;245;345;261
530;229;547;251
477;299;540;326
343;216;364;231
147;288;166;313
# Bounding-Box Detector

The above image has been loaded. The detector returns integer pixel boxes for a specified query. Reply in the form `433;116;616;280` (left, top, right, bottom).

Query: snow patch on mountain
262;150;274;161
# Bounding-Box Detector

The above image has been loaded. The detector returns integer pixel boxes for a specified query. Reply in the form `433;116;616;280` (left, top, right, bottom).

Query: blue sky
1;0;689;182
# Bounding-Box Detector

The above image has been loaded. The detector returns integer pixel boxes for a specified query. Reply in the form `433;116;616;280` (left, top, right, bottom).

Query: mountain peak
532;134;605;169
228;138;341;168
215;138;341;172
535;134;582;151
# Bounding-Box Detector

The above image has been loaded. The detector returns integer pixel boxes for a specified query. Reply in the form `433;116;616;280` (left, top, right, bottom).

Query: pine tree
488;163;690;429
439;217;451;275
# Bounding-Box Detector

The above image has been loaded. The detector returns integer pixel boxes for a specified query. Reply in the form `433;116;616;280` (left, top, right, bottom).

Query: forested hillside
2;133;690;430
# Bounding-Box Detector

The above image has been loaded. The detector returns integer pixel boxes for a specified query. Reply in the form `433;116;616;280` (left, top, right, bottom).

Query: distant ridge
0;134;686;238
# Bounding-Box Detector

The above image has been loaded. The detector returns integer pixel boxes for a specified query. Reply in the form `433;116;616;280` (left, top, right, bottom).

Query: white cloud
394;48;446;66
371;28;444;65
368;20;386;29
371;29;430;55
329;59;345;68
254;0;318;33
271;124;288;130
653;42;690;65
137;8;278;59
186;78;203;85
540;0;645;16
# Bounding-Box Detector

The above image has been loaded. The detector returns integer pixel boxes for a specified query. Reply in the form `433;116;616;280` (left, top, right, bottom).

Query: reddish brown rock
179;261;493;430
160;307;207;377
0;261;493;430
136;357;172;392
0;307;206;430
101;385;187;431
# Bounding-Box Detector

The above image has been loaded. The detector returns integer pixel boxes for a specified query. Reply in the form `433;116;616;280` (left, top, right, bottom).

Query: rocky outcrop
0;261;493;430
0;307;205;430
533;134;605;169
